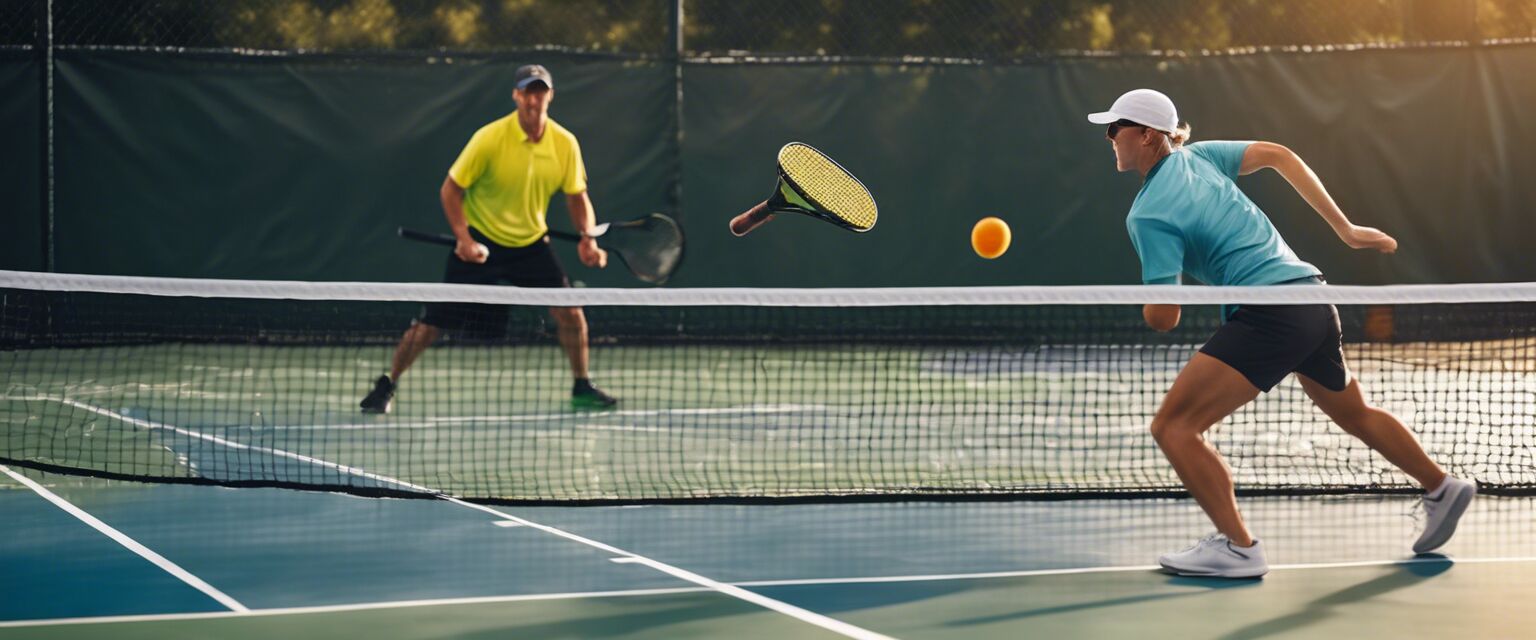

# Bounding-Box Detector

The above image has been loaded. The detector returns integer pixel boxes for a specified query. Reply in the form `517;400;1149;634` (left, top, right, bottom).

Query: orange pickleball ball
971;217;1011;259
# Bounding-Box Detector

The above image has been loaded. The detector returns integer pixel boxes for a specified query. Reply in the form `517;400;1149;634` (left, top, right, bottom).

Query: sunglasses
1106;119;1147;138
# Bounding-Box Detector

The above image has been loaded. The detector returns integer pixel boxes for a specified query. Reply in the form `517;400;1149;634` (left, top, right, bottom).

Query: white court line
45;397;435;495
40;396;1531;637
568;424;673;434
6;553;1536;629
251;404;831;431
444;496;895;640
0;465;249;613
428;404;829;423
0;587;709;628
36;397;892;640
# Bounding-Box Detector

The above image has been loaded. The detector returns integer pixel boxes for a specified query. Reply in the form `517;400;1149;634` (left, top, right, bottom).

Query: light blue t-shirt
1125;141;1321;286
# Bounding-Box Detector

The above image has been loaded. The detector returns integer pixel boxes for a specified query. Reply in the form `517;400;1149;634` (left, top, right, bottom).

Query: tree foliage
8;0;1534;55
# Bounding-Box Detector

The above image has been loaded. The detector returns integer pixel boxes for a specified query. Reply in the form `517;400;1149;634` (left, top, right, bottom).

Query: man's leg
361;321;440;414
391;321;441;382
550;306;616;408
549;307;589;379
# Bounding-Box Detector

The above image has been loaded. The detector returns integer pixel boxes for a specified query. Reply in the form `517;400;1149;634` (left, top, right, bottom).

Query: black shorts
419;228;569;337
1199;302;1350;393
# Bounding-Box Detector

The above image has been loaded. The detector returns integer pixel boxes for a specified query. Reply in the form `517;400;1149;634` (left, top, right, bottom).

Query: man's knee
406;321;441;341
549;307;585;326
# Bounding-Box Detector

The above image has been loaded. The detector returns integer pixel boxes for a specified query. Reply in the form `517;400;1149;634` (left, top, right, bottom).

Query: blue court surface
4;466;1535;639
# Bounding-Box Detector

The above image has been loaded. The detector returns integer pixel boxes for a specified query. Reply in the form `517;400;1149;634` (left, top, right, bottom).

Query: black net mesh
4;277;1534;504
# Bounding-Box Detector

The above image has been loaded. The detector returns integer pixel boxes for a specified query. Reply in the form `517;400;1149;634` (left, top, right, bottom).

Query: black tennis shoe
572;379;618;410
360;375;395;414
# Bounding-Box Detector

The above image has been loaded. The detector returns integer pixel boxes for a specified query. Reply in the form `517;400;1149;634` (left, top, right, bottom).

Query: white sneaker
1158;533;1268;578
1414;476;1477;554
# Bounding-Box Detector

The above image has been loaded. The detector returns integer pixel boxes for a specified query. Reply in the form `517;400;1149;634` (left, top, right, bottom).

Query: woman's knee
1149;405;1223;444
1149;414;1195;444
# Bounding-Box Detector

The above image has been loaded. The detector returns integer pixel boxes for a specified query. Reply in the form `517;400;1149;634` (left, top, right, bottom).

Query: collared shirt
448;115;587;248
1126;140;1320;286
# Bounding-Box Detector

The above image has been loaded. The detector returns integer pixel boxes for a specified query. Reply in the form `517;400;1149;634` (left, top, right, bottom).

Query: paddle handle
399;226;583;244
729;202;775;237
397;227;455;247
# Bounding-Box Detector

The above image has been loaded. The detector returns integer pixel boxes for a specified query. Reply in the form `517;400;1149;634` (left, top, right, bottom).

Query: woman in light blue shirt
1089;89;1475;578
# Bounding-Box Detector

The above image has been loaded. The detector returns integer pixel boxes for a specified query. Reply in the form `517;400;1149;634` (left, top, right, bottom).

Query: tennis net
3;270;1534;503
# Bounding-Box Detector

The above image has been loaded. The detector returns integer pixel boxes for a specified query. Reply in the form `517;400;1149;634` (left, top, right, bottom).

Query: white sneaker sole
1158;561;1268;579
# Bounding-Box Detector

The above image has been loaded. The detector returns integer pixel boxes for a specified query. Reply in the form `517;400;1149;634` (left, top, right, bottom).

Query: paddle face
600;213;685;285
772;142;878;232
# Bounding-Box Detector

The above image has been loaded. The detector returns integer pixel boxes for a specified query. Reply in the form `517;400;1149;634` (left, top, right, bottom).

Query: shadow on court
1217;557;1454;640
944;574;1262;627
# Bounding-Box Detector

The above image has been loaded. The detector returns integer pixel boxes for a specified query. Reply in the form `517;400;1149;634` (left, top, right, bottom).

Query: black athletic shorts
1198;278;1349;393
419;227;569;337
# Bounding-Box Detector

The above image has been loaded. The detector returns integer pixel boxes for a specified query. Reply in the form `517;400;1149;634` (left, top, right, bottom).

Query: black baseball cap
514;64;552;90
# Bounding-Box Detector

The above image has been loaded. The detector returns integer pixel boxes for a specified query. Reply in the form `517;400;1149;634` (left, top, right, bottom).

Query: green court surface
6;339;1530;502
4;467;1536;639
5;317;1533;638
3;591;851;640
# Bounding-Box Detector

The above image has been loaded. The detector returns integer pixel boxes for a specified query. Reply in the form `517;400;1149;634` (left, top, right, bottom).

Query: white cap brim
1086;111;1121;125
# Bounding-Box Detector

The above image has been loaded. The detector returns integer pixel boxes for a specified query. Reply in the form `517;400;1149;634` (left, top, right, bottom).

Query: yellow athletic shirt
447;115;587;248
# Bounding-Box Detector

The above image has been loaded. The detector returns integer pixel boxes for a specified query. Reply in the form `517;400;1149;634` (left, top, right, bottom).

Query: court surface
5;294;1534;638
5;466;1535;639
7;337;1529;502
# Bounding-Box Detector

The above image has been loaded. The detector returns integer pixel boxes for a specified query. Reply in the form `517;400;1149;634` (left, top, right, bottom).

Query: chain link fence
685;0;1532;59
1;0;1534;56
45;0;671;54
0;1;33;47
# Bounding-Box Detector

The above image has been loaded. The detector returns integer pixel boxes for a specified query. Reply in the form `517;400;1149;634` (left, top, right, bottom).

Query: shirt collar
510;115;550;144
1135;150;1176;200
1144;150;1174;183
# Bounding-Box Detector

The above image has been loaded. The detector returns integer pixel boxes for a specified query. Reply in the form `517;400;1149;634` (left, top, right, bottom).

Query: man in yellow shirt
361;64;618;412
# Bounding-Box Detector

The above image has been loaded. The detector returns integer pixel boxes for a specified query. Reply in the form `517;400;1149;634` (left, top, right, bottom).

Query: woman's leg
1295;375;1446;490
1151;352;1263;545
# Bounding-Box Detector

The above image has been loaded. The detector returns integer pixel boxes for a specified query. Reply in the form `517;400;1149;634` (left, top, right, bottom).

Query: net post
35;0;54;272
668;0;685;234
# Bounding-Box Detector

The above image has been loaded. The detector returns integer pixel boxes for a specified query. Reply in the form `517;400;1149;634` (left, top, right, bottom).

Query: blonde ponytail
1170;121;1192;147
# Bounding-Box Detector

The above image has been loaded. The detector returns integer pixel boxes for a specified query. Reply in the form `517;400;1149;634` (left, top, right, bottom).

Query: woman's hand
1143;304;1181;332
1340;224;1398;254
